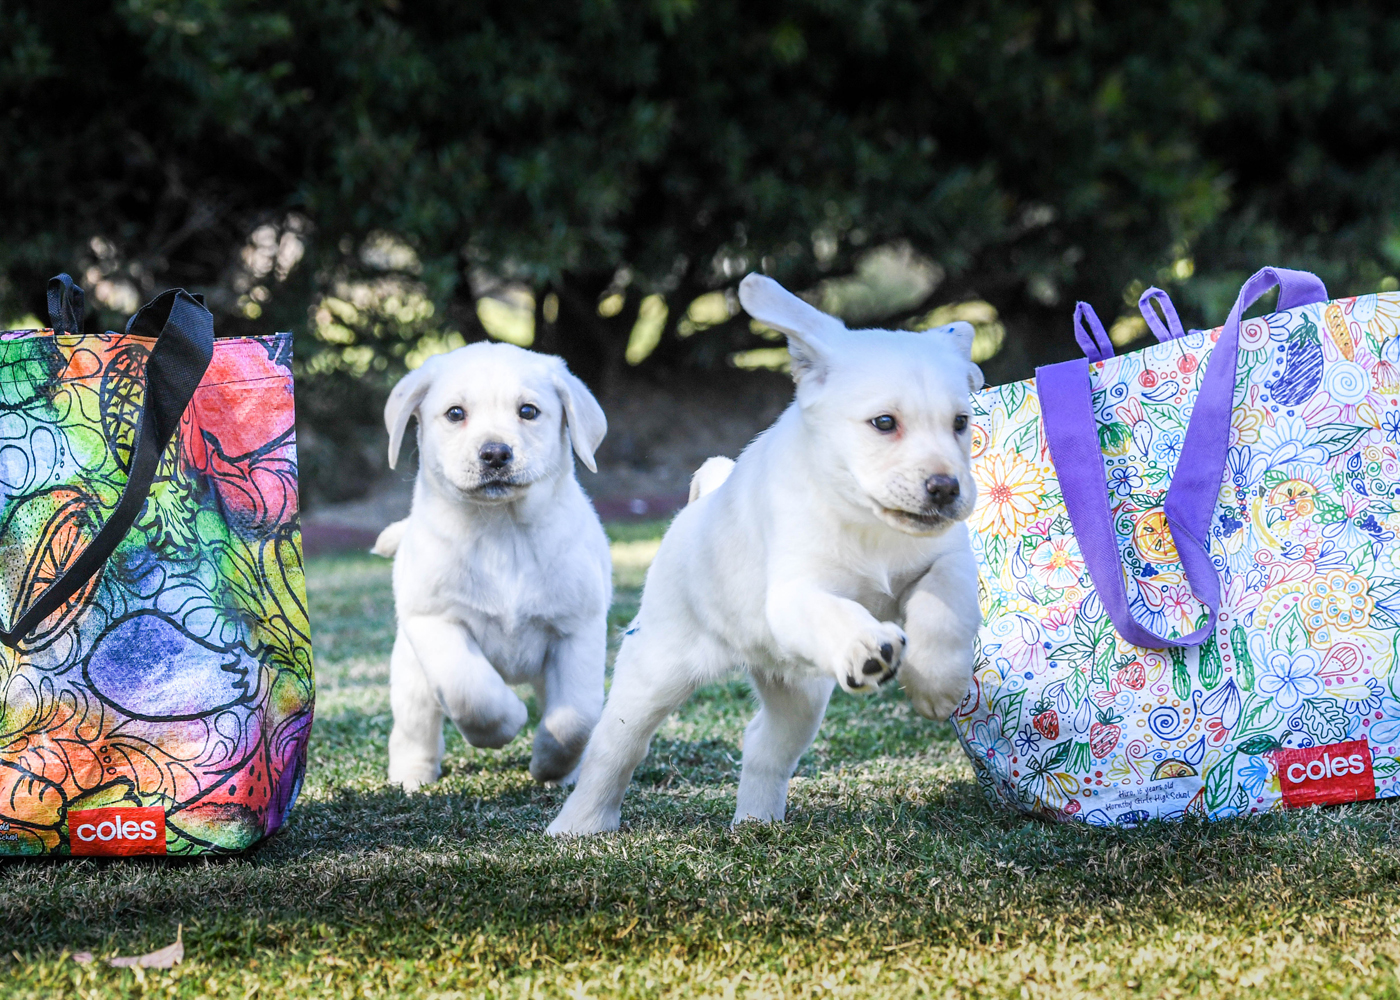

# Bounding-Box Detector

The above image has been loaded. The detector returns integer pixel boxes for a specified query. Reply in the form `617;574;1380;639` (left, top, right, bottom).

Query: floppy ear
738;273;845;384
384;359;440;469
921;320;984;392
551;362;607;473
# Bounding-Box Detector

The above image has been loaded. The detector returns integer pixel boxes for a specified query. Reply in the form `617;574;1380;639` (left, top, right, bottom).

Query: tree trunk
547;271;636;396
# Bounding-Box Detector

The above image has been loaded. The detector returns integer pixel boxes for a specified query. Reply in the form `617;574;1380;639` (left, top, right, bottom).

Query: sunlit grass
4;521;1400;997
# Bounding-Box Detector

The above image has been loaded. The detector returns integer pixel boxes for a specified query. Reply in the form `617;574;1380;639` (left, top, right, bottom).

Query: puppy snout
924;474;960;506
479;442;514;469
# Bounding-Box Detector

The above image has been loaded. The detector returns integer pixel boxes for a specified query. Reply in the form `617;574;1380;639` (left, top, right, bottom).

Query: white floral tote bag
955;267;1400;824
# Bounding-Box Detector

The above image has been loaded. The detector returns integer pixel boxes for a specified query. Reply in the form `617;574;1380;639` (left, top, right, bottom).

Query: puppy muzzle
459;467;533;502
875;474;974;534
454;440;535;501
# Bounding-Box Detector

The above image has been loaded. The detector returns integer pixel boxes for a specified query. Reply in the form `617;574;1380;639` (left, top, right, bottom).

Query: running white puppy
380;342;611;790
547;274;982;836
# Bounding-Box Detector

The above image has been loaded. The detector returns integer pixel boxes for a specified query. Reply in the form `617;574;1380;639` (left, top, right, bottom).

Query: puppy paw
901;644;974;720
453;693;529;749
530;710;592;784
539;765;581;789
905;682;969;722
834;621;906;695
545;799;620;837
731;806;783;826
388;763;440;792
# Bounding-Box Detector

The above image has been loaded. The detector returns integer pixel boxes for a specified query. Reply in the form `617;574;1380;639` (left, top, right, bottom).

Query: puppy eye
871;414;897;433
518;403;540;421
953;415;969;432
445;406;465;423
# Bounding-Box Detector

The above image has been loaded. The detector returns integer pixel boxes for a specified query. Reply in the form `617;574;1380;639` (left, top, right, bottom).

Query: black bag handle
47;273;86;333
0;280;215;647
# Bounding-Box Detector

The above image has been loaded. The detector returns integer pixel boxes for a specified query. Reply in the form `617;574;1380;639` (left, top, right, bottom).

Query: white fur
547;274;983;836
383;342;612;791
372;518;407;557
688;456;735;503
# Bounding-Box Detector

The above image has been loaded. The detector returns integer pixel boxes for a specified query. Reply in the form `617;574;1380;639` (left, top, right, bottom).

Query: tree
3;1;1398;498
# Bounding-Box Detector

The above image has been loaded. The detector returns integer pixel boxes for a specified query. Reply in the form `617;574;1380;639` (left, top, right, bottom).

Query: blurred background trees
3;0;1399;501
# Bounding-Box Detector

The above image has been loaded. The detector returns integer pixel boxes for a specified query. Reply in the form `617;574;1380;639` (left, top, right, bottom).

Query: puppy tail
688;457;735;505
371;518;409;558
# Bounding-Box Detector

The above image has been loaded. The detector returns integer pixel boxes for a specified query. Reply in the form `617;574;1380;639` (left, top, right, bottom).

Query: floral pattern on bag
0;331;311;855
955;292;1400;825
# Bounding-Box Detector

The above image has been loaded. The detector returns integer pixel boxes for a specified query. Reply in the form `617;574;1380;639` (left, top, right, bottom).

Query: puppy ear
920;319;984;392
922;320;975;359
384;358;440;469
738;273;845;384
552;362;607;473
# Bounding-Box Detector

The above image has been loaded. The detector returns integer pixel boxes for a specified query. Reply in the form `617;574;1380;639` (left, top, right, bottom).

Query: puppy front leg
530;626;606;785
899;542;981;720
733;674;834;825
766;582;906;694
402;615;528;748
388;629;446;790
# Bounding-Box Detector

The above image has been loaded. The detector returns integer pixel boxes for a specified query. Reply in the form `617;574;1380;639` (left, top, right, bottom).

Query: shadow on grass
10;545;1400;993
8;741;1400;986
286;683;1400;937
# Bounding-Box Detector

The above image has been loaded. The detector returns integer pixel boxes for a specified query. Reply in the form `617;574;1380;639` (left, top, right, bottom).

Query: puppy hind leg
546;630;704;836
388;630;447;791
733;674;834;825
530;627;607;785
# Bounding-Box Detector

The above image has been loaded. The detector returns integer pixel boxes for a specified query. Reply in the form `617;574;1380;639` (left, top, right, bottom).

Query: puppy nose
925;474;960;505
479;442;513;468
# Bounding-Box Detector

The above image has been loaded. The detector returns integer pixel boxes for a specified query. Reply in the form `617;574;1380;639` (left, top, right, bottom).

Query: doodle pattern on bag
0;330;311;855
957;293;1400;824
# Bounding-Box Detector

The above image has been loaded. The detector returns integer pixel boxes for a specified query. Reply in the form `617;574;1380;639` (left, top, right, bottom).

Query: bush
3;1;1398;499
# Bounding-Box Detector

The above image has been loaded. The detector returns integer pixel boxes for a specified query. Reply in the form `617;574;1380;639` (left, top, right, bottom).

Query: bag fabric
0;276;311;856
955;267;1400;824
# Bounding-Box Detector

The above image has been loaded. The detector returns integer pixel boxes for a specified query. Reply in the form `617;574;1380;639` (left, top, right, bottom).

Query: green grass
6;520;1400;997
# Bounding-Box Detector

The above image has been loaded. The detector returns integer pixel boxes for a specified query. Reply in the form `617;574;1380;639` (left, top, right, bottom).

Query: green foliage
4;1;1400;497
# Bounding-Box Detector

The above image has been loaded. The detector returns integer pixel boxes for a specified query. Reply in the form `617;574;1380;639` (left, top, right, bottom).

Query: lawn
5;520;1400;998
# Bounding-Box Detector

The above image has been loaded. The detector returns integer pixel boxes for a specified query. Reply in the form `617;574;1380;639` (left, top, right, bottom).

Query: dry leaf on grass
105;925;183;969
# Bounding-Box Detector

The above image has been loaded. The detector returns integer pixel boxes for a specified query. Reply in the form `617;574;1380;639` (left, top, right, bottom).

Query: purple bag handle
1074;287;1188;364
1037;267;1328;648
1138;287;1185;342
1073;302;1114;362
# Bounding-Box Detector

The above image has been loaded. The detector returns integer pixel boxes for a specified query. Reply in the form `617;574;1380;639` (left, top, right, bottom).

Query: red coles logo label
1273;740;1376;809
69;806;167;857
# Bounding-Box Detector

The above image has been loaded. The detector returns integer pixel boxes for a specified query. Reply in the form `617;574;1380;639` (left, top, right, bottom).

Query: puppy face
806;333;979;534
738;274;982;536
385;343;606;504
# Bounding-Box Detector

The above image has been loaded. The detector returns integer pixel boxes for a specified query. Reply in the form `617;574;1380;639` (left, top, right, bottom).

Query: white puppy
547;274;983;836
382;342;611;790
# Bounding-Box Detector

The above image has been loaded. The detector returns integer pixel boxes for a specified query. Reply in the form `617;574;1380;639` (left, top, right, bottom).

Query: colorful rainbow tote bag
956;266;1400;825
0;275;311;856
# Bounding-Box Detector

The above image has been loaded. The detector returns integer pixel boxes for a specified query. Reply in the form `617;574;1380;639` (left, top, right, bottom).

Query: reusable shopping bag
0;276;312;856
955;266;1400;824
